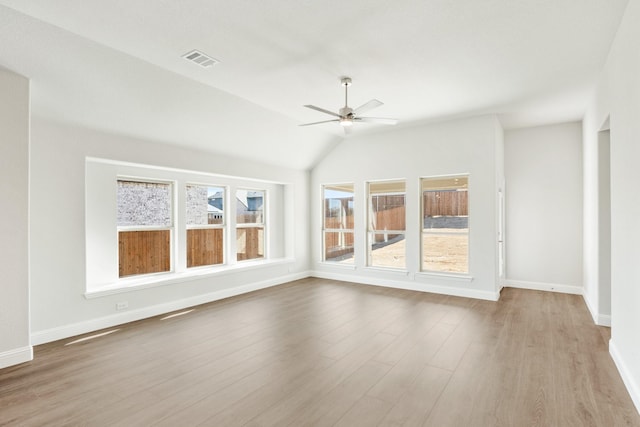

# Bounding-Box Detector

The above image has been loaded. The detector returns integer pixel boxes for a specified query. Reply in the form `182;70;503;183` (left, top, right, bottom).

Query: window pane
422;176;469;273
237;190;264;224
117;180;171;227
237;227;264;261
119;230;170;277
368;180;406;269
323;184;354;230
369;232;406;269
186;185;224;225
187;228;223;267
422;231;468;273
369;181;405;232
324;231;354;263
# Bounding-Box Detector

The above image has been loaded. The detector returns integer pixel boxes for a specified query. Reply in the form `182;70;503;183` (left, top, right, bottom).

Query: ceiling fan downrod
341;77;352;108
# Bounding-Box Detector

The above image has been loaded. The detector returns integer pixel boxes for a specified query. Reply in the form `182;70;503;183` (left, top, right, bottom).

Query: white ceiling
0;0;630;170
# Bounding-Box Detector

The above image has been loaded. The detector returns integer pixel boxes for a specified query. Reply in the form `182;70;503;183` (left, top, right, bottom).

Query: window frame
366;180;407;270
116;177;175;278
185;183;227;268
321;183;355;264
235;188;267;262
420;174;470;275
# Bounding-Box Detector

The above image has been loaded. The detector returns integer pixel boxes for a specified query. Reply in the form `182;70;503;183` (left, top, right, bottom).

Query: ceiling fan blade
303;105;342;118
355;117;398;125
354;99;383;115
299;119;340;127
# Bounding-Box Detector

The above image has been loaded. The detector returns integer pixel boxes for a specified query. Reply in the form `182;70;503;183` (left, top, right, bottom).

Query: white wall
583;118;600;322
504;122;583;294
311;115;503;301
0;68;31;368
495;118;506;289
583;0;640;413
29;118;310;344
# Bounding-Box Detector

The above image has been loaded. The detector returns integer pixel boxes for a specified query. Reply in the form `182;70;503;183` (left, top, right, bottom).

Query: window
87;159;290;294
117;180;172;277
186;185;225;267
421;176;469;273
368;181;406;269
323;184;354;263
236;189;265;261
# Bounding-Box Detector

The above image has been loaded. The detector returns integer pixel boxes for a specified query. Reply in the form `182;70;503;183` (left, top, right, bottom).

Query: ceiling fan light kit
300;77;398;133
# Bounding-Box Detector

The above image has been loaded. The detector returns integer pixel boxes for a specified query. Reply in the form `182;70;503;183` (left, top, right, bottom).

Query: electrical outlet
116;301;128;311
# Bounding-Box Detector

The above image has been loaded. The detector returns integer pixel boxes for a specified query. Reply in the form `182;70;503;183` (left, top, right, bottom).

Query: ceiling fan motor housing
339;106;353;117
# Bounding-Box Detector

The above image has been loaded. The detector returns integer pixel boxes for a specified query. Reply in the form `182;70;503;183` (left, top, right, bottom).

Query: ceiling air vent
182;50;219;68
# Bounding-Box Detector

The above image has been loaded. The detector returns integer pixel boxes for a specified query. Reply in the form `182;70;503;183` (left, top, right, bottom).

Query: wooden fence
187;228;223;267
237;227;264;261
119;226;261;276
235;213;264;261
371;206;404;243
423;190;468;217
373;206;405;232
119;230;170;277
371;195;405;211
324;231;354;260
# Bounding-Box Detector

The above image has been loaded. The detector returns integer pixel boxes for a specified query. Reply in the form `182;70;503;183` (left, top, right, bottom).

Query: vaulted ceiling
0;0;630;169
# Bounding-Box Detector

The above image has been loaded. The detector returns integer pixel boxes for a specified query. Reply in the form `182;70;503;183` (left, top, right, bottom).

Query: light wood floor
1;278;639;426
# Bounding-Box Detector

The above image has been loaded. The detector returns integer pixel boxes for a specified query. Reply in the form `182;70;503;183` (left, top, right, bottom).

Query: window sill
318;261;357;270
414;271;474;282
364;266;410;276
85;258;295;299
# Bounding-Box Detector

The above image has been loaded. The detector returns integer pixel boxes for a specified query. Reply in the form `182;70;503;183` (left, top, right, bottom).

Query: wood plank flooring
1;278;639;426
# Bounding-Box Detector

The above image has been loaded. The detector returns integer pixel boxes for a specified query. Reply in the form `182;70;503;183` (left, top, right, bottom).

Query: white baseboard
310;270;500;301
597;314;612;327
505;279;583;295
583;291;600;325
588;298;612;327
0;346;33;369
582;290;612;327
610;339;640;415
31;271;311;345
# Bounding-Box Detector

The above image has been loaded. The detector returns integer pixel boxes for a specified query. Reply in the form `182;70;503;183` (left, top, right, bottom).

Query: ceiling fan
300;77;398;134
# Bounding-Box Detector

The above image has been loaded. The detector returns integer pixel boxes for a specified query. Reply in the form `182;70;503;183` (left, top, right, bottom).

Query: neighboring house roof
207;193;262;214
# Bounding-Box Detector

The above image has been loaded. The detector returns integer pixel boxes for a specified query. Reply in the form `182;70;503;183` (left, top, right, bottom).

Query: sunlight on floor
64;329;120;345
161;309;196;320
